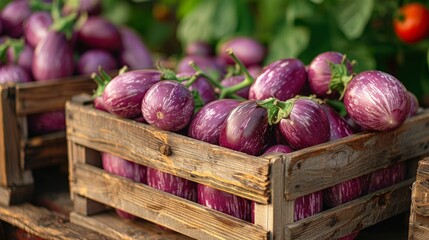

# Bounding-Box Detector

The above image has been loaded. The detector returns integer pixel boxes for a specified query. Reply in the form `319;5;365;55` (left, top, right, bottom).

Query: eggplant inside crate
66;95;429;240
0;78;95;205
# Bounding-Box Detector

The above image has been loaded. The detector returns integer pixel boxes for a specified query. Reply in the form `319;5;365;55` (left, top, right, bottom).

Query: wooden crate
66;95;429;240
409;157;429;239
0;78;96;205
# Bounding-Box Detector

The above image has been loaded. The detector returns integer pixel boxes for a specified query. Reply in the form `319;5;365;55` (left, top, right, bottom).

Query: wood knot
160;144;172;156
328;215;338;227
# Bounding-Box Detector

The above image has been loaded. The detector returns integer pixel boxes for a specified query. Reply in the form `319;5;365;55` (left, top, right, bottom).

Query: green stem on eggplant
92;67;112;98
257;97;296;125
189;61;222;89
328;54;355;100
219;48;254;99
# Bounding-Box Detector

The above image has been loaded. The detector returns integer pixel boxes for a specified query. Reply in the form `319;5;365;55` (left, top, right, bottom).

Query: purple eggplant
197;184;252;222
77;50;118;75
0;64;32;83
221;75;249;99
0;0;31;38
323;175;368;208
408;91;419;117
321;104;354;141
277;98;330;150
307;51;353;98
367;162;406;193
24;11;53;48
147;167;197;201
343;70;410;131
263;144;293;154
219;100;273;156
186;41;213;57
337;232;360;240
63;0;102;16
119;27;153;70
102;70;161;118
217;37;265;67
77;16;122;51
102;152;146;219
188;99;241;144
32;31;74;81
262;144;322;221
27;110;66;136
141;80;194;132
176;55;225;78
249;58;307;101
7;43;34;75
178;72;216;105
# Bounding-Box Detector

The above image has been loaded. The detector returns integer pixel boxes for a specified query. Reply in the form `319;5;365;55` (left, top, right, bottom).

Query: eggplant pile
92;32;414;236
0;0;153;136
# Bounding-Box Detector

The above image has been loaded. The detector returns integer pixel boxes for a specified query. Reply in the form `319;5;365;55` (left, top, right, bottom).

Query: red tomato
393;2;429;44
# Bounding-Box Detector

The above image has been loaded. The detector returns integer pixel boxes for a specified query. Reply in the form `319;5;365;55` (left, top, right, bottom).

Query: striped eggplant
119;27;153;70
24;11;53;48
0;64;32;83
321;104;354;141
77;50;118;75
217;37;265;67
1;0;31;38
77;16;122;51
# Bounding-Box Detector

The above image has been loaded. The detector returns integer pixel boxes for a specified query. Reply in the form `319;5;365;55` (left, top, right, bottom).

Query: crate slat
286;178;412;239
71;163;269;240
284;110;429;200
22;132;67;169
0;185;33;206
410;157;429;239
70;211;193;240
15;78;96;116
66;102;271;204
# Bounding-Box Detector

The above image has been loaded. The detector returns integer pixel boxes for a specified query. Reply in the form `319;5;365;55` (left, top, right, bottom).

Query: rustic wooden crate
409;157;429;239
66;95;429;240
0;78;96;205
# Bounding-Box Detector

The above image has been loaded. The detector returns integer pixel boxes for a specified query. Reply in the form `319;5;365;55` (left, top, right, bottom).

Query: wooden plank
285;178;413;239
409;223;429;240
71;163;269;240
66;101;271;204
70;211;193;240
284;111;429;200
22;131;67;169
0;185;33;206
68;141;105;215
0;203;111;240
15;77;95;115
254;156;288;239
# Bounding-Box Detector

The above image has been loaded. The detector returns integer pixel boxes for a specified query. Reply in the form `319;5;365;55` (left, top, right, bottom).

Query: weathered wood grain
0;85;32;188
284;110;429;200
254;156;290;240
70;211;193;240
71;163;269;240
410;158;429;240
22;132;67;169
285;178;413;239
15;77;95;116
66;101;271;204
0;203;111;240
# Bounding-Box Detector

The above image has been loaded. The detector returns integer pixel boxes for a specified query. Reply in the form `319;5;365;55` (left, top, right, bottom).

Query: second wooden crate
0;78;95;205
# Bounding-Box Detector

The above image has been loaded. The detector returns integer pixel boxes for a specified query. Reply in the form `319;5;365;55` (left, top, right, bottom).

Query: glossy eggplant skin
188;99;241;145
77;50;118;75
77;16;122;51
217;37;265;67
32;31;74;81
321;104;354;141
219;100;273;156
344;70;410;131
1;0;31;38
307;51;352;98
102;70;161;119
249;58;307;101
0;64;32;83
278;99;330;150
24;11;53;48
141;80;194;132
197;184;252;222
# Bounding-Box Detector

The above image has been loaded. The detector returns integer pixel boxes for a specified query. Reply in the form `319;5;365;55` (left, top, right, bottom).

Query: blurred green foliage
0;0;428;104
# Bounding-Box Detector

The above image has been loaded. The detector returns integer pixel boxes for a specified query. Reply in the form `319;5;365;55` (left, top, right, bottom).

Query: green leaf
177;0;244;47
333;0;374;40
265;25;310;63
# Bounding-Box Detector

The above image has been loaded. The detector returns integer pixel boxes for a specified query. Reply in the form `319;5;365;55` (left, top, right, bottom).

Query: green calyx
328;55;355;100
0;38;25;64
92;67;113;98
257;97;296;125
49;0;78;39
